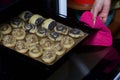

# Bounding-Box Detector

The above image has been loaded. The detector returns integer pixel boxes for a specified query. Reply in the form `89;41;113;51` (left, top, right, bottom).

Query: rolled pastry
19;11;33;21
12;29;26;40
28;44;43;58
54;42;66;56
10;17;24;28
25;34;38;46
54;24;68;35
23;23;37;33
69;28;84;38
41;18;56;30
0;24;12;35
48;32;63;41
2;35;16;48
39;38;53;50
29;14;44;25
61;36;75;49
41;49;56;64
36;27;48;37
15;40;28;54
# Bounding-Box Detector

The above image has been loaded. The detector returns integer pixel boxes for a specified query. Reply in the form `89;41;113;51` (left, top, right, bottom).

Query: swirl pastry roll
69;28;84;38
10;17;24;28
41;49;56;64
36;27;48;37
61;36;75;49
54;42;66;56
39;38;53;50
29;14;44;25
2;35;16;48
29;44;43;58
48;32;63;41
25;34;38;46
12;29;26;40
54;24;68;35
41;18;56;30
19;11;33;21
0;24;12;35
15;40;28;54
23;23;37;33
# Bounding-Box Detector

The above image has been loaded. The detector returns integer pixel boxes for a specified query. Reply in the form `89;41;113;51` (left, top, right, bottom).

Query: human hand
91;0;111;23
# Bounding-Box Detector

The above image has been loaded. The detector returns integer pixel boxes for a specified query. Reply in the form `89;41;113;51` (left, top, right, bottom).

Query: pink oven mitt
80;11;112;46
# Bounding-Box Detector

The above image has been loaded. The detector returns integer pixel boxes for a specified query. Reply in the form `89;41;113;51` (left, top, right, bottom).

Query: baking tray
0;10;88;65
0;0;90;79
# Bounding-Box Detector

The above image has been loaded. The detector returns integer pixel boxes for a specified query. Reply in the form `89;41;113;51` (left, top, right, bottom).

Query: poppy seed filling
70;28;80;34
35;18;44;25
48;21;56;30
50;32;59;39
24;12;33;20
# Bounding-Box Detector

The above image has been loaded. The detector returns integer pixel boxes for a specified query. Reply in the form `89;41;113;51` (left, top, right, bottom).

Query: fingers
99;12;108;22
91;0;111;23
99;0;111;22
91;0;103;24
91;6;97;24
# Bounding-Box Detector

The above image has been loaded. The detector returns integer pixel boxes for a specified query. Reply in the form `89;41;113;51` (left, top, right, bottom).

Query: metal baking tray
0;0;91;79
0;10;88;65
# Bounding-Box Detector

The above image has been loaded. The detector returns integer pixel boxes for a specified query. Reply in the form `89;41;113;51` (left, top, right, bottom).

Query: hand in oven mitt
80;11;112;46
